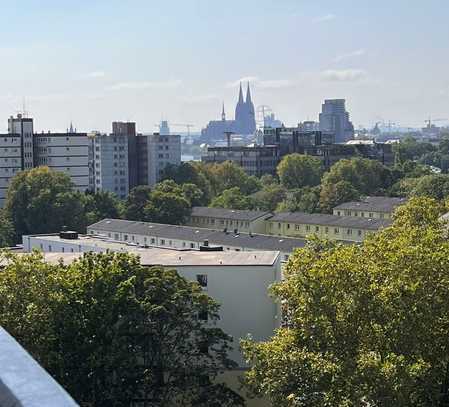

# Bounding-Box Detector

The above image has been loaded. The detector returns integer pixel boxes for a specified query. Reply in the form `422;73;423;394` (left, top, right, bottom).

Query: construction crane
424;117;448;128
171;123;195;137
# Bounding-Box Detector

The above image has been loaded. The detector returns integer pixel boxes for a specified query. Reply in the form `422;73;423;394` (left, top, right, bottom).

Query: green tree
0;251;243;406
251;184;286;212
182;183;206;206
123;185;152;221
84;190;122;225
276;186;321;213
162;162;213;203
319;180;361;213
393;136;436;163
242;197;449;406
277;154;323;190
0;210;15;247
210;187;253;210
4;167;85;240
322;157;394;196
206;161;261;196
144;180;191;224
410;174;449;200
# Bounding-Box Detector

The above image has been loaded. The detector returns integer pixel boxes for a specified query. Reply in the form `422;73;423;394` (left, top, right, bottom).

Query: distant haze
0;0;448;133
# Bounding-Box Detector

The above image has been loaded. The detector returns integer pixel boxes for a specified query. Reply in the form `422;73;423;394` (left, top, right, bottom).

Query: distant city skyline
1;0;448;133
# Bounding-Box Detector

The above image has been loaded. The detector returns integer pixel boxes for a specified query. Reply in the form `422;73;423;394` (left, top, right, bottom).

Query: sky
0;0;448;133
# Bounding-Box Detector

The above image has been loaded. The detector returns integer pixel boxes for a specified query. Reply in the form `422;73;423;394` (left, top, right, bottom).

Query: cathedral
201;83;256;142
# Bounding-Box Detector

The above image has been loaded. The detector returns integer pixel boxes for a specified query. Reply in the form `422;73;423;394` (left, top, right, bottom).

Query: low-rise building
22;232;281;367
187;207;271;234
332;196;407;219
87;218;306;261
202;145;280;177
267;212;391;243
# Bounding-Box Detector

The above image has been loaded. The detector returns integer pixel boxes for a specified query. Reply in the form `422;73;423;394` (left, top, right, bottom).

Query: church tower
244;82;256;134
235;82;245;129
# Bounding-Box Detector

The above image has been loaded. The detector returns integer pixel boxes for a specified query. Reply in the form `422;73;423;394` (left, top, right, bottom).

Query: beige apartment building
187;207;271;234
333;196;407;220
267;212;391;243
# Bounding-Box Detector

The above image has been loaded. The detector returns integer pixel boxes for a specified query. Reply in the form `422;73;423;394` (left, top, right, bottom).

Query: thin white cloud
107;79;182;91
86;71;106;79
334;49;366;62
321;69;367;82
313;13;336;23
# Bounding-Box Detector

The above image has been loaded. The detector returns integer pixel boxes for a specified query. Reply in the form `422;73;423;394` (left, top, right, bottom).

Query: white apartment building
34;132;90;191
0;135;22;207
89;132;129;199
138;133;181;187
22;232;282;367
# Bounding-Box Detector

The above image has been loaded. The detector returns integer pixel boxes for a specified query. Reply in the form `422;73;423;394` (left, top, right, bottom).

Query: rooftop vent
59;231;79;240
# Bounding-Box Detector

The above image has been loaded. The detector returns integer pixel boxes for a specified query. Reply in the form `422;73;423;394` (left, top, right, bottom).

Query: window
358;230;362;236
197;274;208;288
48;245;52;252
287;223;290;229
315;226;319;232
306;225;310;232
278;223;281;229
295;225;300;231
151;238;155;244
347;229;352;235
369;213;373;218
334;228;339;234
161;239;165;245
124;234;128;241
190;243;195;248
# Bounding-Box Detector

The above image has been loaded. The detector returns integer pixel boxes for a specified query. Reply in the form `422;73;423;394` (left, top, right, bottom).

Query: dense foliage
241;197;449;406
0;251;243;406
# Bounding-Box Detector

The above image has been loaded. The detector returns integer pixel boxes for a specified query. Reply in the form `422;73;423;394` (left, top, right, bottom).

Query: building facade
319;99;354;143
267;212;391;243
137;133;181;187
34;132;90;191
187;207;271;234
333;196;407;219
202;145;280;176
0;134;23;207
89;131;129;199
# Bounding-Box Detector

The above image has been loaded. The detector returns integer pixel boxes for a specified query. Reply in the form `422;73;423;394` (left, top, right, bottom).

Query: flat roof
269;212;391;230
87;218;307;252
21;235;280;267
191;207;271;222
333;196;407;213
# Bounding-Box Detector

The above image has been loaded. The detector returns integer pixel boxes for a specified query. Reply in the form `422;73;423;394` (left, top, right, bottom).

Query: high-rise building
89;132;129;199
137;133;181;187
319;99;354;143
112;122;138;190
8;114;34;170
34;129;90;192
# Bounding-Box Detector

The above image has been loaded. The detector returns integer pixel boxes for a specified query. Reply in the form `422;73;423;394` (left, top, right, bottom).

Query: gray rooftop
191;207;271;222
88;219;307;253
333;196;407;213
15;244;279;267
269;212;391;230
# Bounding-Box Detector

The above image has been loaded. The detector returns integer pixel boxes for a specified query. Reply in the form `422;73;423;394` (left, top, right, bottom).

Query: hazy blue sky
0;0;448;133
